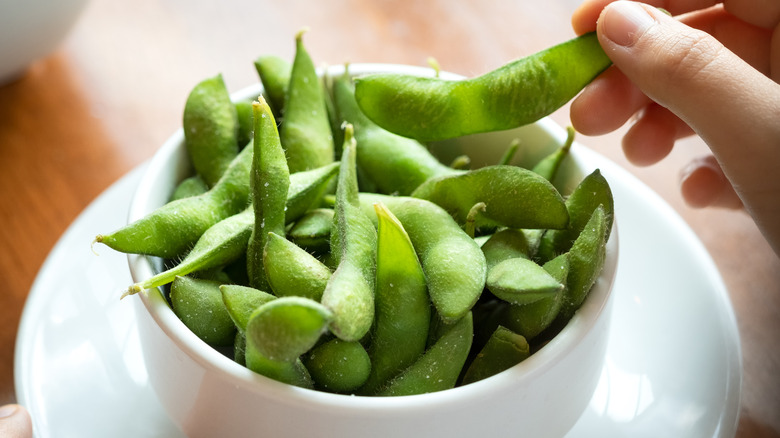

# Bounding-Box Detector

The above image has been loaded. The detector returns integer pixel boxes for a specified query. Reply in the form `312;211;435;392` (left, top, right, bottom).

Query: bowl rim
128;62;619;410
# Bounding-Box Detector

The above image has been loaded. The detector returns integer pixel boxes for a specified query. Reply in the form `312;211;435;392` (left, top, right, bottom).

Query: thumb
597;1;780;256
0;404;33;438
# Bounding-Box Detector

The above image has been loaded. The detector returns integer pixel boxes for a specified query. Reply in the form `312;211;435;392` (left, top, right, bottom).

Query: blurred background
0;0;777;436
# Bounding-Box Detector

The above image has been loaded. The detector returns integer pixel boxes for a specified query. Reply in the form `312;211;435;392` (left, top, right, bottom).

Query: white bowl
0;0;90;84
128;64;618;438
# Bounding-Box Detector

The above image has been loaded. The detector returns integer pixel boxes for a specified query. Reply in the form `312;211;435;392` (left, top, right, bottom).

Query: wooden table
1;1;777;436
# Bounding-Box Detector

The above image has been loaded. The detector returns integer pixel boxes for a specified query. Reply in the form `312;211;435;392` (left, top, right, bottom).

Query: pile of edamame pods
95;29;614;396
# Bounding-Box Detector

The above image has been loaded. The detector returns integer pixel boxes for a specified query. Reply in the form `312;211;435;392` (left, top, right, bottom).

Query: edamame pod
537;169;613;262
245;344;313;389
183;74;240;187
332;68;459;195
501;253;568;340
376;312;473;396
234;100;254;148
246;296;333;362
460;326;530;385
95;144;254;259
254;55;292;118
247;97;290;289
279;29;335;172
220;284;276;333
532;126;574;182
359;193;486;324
304;339;371;393
263;232;331;301
321;125;377;341
170;275;236;347
287;208;334;254
170;175;208;201
354;32;611;142
481;229;531;270
486;257;564;305
358;203;430;395
558;205;608;321
411;165;569;231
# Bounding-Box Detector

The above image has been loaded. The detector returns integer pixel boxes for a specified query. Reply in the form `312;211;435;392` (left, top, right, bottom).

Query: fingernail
601;1;657;47
0;404;17;418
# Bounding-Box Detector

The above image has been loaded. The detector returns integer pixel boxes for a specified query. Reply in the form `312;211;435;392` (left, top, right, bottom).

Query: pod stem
465;202;487;238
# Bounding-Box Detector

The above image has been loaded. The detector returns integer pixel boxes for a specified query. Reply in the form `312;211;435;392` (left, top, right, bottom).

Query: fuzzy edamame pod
501;253;568;340
460;325;530;385
279;29;335;172
486;257;564;305
246;296;333;362
263;232;331;301
234;100;254;148
321;125;377;341
411;165;568;231
332;68;459;195
558;205;609;321
245;344;314;389
354;32;611;142
220;284;276;333
532;126;574;182
359;193;486;324
376;312;473;396
95;144;254;259
247;97;290;290
183;74;240;187
170;276;236;347
358;203;430;395
170;175;208;201
537;168;613;262
481;229;531;270
254;55;292;118
304;338;371;393
287;208;334;254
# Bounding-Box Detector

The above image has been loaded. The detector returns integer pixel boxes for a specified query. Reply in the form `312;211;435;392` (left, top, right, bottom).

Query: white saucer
14;147;741;438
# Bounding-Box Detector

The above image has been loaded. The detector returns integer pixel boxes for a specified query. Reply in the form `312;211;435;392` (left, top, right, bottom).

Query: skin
247;97;290;290
183;74;240;187
570;0;780;256
0;405;32;438
354;33;612;142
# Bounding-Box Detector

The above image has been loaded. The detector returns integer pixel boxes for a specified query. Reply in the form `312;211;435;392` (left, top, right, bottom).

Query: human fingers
598;0;780;254
621;103;695;166
0;404;33;438
572;0;721;35
680;155;743;208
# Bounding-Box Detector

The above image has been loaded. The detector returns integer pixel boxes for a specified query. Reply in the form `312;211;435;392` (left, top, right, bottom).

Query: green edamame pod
481;229;531;270
321;125;377;341
234;331;246;366
558;205;608;321
285;161;339;220
246;296;333;362
501;253;568;340
279;29;335;172
537;169;613;262
247;97;290;290
220;284;276;333
235;100;254;148
358;202;430;395
354;32;611;142
304;338;371;393
170;175;208;202
486;257;564;305
332;68;459;195
124;208;254;297
411;165;568;231
245;343;313;389
532;126;574;182
263;232;331;301
254;55;292;118
95;144;254;259
376;312;473;396
183;74;240;187
359;193;486;324
287;208;334;254
460;326;530;385
170;276;236;347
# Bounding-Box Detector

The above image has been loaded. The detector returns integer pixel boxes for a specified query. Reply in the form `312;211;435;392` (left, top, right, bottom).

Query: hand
0;404;33;438
569;0;780;256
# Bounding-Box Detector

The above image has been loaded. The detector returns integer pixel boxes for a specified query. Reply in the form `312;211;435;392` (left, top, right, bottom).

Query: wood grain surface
1;1;777;436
